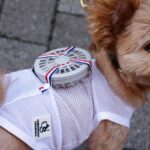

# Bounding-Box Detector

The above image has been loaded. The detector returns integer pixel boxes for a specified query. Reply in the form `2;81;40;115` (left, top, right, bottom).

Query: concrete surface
0;0;149;149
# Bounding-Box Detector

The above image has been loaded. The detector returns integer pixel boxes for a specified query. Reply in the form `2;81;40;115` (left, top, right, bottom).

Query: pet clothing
0;62;134;150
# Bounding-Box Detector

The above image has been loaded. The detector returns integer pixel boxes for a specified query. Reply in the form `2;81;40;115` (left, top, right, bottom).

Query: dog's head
86;0;150;89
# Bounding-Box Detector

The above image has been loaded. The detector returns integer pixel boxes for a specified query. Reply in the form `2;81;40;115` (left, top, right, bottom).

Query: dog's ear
87;0;142;51
112;0;141;34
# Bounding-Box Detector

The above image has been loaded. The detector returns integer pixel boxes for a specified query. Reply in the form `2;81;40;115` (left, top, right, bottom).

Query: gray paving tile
125;103;150;150
0;0;56;45
0;38;46;72
0;0;3;6
58;0;85;15
50;13;90;50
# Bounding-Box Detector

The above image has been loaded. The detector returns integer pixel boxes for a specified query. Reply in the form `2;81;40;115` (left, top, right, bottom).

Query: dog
85;0;149;149
0;0;149;150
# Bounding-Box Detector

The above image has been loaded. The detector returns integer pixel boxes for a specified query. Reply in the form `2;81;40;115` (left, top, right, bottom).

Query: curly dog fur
86;0;149;149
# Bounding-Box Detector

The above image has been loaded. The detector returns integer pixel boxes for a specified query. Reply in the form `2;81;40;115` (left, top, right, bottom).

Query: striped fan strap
71;59;92;71
38;47;91;93
39;64;60;93
63;46;76;55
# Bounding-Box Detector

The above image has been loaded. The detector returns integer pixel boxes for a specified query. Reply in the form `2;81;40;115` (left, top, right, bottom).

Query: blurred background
0;0;149;149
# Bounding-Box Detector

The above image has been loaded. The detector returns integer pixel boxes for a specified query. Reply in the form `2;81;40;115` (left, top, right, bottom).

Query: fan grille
38;49;88;74
34;47;92;87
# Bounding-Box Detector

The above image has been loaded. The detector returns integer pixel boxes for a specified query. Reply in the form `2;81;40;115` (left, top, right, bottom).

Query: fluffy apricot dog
85;0;149;149
0;0;150;150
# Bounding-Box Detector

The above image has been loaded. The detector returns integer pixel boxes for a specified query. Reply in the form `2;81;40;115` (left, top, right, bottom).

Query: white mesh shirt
0;62;135;150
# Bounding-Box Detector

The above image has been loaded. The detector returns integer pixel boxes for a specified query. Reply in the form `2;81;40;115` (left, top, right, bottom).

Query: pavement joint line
0;0;5;22
57;10;85;18
0;33;46;46
47;0;60;51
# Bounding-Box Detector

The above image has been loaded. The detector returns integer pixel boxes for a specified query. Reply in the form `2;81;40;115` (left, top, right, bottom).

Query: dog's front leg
0;127;32;150
87;120;129;150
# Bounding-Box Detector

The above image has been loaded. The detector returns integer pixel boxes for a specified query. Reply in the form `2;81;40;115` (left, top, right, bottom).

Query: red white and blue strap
45;65;60;85
38;46;91;93
63;46;76;55
37;46;75;60
39;65;60;93
71;59;92;71
39;60;91;93
37;53;57;59
39;83;50;93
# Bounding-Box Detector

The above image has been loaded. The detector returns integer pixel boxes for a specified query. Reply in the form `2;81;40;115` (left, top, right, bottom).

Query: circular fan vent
34;47;92;88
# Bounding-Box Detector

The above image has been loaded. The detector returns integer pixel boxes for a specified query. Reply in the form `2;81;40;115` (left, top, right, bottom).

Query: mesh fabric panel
54;75;94;147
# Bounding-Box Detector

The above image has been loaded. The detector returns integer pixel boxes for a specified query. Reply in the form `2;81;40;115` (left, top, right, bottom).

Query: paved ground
0;0;149;149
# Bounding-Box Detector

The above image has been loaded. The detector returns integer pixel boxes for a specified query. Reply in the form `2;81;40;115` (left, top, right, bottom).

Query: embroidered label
32;115;52;140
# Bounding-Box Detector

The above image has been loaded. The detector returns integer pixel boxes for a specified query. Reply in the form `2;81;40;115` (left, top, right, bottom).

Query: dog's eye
144;43;150;52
